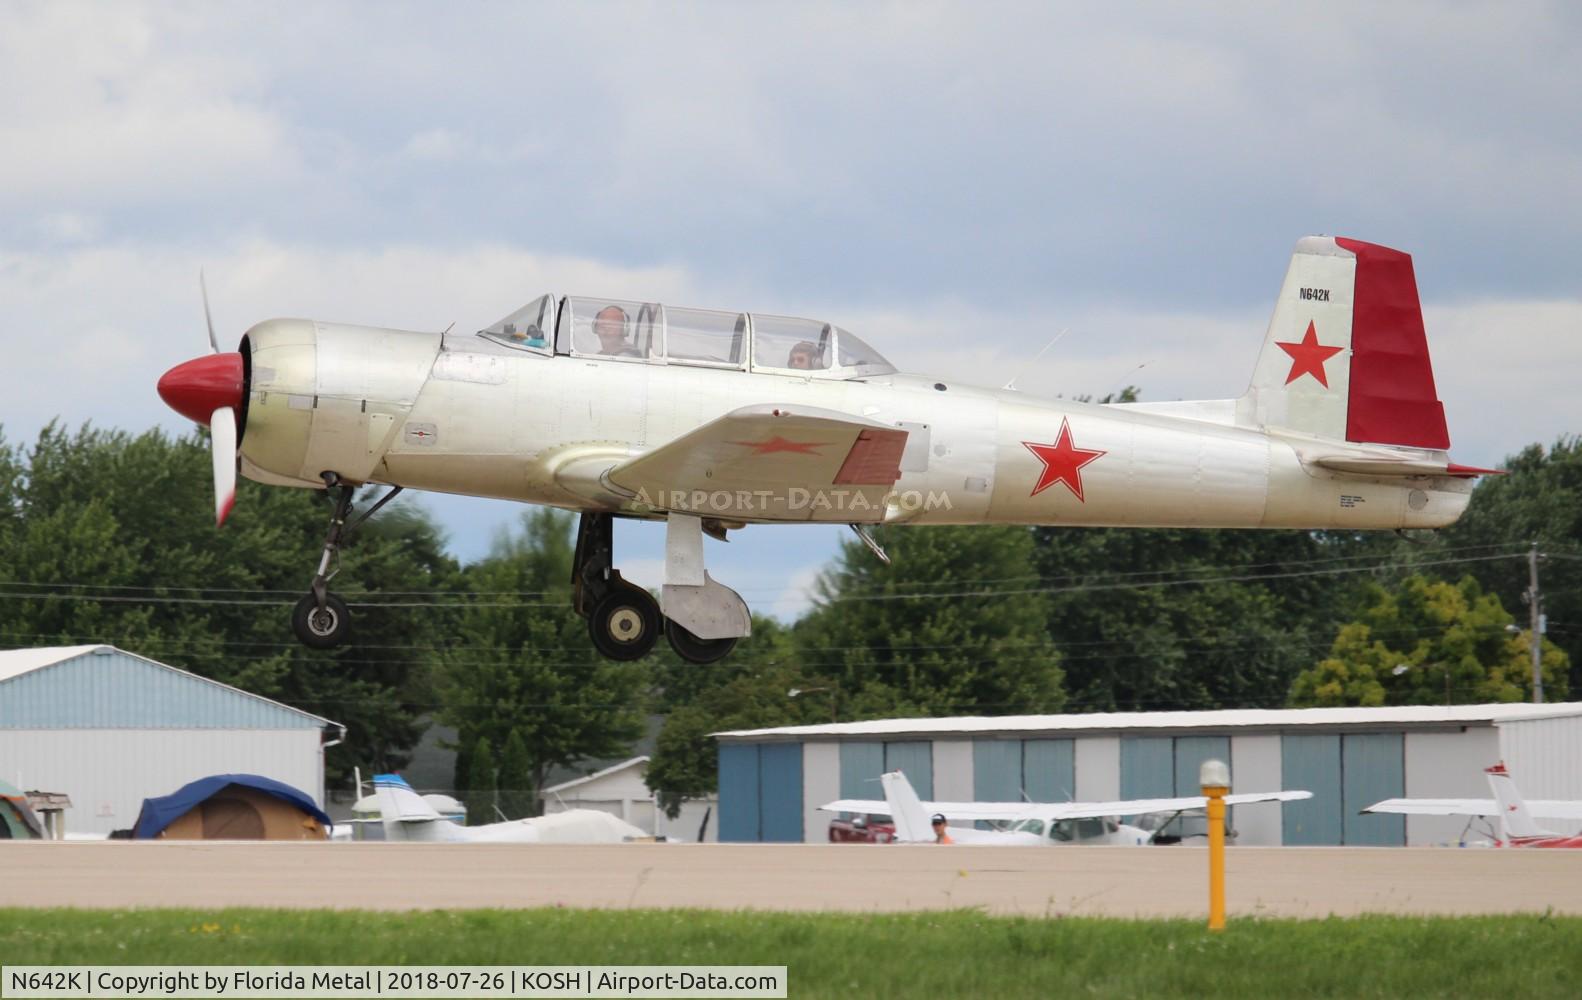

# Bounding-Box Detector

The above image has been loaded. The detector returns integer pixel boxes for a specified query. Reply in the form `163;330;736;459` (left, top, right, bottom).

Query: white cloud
0;4;296;209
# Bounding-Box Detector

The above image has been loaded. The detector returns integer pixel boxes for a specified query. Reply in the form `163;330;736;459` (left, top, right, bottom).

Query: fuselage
236;318;1471;532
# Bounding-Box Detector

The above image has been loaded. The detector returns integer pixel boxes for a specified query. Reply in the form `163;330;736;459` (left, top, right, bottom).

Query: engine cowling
241;319;441;488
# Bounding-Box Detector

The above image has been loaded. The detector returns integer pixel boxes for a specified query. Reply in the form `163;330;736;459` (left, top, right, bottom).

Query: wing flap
608;404;908;523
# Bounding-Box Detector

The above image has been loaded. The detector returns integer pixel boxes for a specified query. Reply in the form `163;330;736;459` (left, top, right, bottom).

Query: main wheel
664;619;738;664
292;593;351;649
588;584;662;661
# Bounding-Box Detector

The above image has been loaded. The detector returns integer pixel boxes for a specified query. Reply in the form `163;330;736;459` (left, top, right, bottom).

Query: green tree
465;735;496;825
792;525;1065;717
435;509;647;794
1434;436;1582;689
1031;526;1362;712
1288;575;1569;707
497;728;535;819
646;656;823;819
0;422;458;781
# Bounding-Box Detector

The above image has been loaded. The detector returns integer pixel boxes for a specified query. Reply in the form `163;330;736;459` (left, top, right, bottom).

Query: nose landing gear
289;475;404;650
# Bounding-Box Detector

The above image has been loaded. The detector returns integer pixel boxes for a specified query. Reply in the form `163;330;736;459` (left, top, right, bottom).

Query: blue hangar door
718;742;804;842
1280;732;1404;845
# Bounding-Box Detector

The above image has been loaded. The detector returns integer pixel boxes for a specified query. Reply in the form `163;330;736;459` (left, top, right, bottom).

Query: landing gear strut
290;474;403;650
573;512;663;660
572;512;749;663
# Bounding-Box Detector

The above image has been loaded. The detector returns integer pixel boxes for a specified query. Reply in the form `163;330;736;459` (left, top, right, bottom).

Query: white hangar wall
716;703;1582;846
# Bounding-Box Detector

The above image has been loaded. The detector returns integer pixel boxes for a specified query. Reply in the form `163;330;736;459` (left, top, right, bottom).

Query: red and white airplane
1365;762;1582;848
157;236;1490;662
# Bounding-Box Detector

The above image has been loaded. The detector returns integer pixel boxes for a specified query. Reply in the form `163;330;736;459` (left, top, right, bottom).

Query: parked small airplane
372;773;651;844
1364;762;1582;848
158;237;1491;662
820;770;1312;846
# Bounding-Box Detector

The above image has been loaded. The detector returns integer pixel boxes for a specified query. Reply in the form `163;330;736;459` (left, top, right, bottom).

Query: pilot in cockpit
786;340;819;370
594;305;640;357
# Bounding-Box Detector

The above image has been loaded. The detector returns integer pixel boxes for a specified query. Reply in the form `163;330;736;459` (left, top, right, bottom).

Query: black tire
292;592;352;649
664;619;738;664
588;584;661;661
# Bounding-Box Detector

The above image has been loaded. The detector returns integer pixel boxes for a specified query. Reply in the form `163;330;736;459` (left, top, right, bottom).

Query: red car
828;813;896;844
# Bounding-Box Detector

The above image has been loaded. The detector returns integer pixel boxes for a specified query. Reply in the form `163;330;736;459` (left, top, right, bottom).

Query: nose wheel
293;592;351;649
289;476;403;651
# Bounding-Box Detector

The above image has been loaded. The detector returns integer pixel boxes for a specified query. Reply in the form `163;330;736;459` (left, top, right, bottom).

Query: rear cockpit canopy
478;295;895;378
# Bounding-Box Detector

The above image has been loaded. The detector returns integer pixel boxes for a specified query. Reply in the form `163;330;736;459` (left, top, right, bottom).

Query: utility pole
1528;542;1545;704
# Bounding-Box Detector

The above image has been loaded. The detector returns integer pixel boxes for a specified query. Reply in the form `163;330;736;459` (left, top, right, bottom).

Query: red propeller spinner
157;353;244;425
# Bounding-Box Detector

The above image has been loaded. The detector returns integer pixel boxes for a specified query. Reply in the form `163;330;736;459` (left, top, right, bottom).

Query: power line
0;548;1537;609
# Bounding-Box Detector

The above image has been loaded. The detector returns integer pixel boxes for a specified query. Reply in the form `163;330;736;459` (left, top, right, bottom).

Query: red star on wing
1276;320;1344;388
727;435;827;456
1022;418;1106;501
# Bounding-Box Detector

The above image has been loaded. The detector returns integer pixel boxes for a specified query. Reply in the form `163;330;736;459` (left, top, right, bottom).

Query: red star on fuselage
1022;418;1106;501
1276;320;1344;388
727;435;827;456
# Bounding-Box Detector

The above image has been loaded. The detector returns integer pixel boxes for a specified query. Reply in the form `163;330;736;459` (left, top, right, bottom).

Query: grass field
3;908;1580;998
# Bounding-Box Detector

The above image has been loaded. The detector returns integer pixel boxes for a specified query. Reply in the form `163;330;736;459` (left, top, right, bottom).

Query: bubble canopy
478;295;896;378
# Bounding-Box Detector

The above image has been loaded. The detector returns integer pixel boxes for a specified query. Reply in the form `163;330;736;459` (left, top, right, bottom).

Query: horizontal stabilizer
1306;454;1503;479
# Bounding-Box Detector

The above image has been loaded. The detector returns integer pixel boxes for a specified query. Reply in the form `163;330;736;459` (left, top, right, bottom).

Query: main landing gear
290;474;404;650
573;512;751;664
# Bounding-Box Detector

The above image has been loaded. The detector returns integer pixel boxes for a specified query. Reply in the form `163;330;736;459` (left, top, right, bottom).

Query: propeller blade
200;269;220;353
210;405;237;526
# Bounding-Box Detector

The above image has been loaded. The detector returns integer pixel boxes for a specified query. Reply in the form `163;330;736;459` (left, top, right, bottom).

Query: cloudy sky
3;2;1578;618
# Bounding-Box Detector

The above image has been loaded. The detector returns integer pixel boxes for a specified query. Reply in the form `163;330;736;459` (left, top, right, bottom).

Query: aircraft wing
607;404;909;523
1034;790;1312;820
819;792;1311;822
818;798;1040;821
1365;798;1582;819
817;798;889;816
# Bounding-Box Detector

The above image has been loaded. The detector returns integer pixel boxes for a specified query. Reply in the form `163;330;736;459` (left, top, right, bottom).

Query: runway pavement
3;842;1578;917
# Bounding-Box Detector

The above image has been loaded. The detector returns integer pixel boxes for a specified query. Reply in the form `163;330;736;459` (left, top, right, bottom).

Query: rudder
1238;236;1449;450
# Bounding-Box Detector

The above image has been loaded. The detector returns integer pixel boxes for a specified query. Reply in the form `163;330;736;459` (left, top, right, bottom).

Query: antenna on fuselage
1103;360;1151;401
1002;327;1069;391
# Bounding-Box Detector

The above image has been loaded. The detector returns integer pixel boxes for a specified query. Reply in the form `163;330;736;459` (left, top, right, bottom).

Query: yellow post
1200;758;1230;932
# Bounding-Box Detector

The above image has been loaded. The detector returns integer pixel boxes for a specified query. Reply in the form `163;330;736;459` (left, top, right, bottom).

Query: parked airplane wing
818;797;1040;822
607;404;908;523
1364;797;1498;817
820;789;1311;823
1365;798;1582;819
1040;790;1312;820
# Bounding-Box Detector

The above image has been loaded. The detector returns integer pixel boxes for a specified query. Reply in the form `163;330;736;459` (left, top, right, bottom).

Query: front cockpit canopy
478;295;896;378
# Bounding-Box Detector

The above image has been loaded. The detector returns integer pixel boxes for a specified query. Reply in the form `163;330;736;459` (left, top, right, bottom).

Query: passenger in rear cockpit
594;305;640;357
787;341;818;370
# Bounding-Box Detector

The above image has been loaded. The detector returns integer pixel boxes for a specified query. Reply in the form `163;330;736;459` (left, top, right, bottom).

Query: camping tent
0;778;45;839
132;774;332;841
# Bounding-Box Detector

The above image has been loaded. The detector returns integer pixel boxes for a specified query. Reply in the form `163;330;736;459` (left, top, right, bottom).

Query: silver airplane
157;236;1490;663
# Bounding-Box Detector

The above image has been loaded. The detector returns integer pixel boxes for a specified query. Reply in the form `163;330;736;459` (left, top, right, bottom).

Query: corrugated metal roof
714;702;1582;741
0;645;107;683
0;645;341;732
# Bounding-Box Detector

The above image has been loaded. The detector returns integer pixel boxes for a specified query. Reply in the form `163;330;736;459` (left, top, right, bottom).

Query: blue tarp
132;773;332;839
